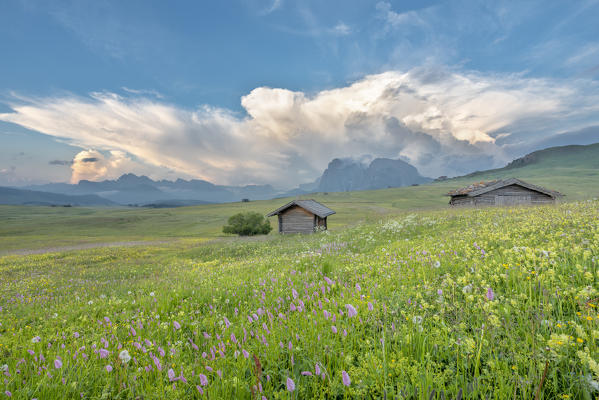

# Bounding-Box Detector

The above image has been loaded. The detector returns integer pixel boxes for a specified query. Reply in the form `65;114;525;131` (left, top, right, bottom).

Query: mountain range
1;142;598;206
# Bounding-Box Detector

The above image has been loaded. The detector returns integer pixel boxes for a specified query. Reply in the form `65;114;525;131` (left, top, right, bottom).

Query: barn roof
447;178;562;198
266;199;336;218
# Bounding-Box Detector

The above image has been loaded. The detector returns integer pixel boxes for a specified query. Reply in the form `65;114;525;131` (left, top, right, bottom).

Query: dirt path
0;240;173;256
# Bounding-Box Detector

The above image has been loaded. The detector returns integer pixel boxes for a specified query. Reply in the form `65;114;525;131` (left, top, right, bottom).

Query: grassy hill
0;142;598;252
445;143;599;199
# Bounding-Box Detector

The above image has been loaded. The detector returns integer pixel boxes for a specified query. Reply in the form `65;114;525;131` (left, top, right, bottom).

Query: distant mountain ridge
24;174;278;205
317;157;430;192
0;187;116;206
4;142;597;207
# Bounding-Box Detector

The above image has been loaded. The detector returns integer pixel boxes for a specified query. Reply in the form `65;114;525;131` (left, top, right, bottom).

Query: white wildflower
118;350;131;364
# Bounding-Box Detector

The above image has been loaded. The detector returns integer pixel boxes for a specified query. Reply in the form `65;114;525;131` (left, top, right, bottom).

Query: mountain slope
443;143;599;199
25;174;278;204
317;157;429;192
0;187;116;206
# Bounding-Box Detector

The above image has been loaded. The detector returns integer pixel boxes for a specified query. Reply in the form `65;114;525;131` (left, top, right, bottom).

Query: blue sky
1;0;598;187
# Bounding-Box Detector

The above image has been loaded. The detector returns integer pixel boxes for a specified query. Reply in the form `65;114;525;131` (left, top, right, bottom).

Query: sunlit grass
1;201;598;398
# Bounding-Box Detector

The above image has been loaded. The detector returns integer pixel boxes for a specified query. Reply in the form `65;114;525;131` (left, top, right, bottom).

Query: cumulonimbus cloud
1;67;598;187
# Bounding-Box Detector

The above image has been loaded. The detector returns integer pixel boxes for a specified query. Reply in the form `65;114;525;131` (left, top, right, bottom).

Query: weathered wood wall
450;184;555;207
280;205;316;233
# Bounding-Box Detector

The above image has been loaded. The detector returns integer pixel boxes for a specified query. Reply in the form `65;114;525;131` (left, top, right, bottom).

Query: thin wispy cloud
2;67;597;186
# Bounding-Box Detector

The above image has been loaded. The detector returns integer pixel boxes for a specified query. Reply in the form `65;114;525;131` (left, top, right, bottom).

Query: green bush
222;212;272;236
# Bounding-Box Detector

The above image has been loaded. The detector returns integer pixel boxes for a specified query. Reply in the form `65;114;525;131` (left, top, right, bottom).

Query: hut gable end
447;178;562;207
266;199;335;234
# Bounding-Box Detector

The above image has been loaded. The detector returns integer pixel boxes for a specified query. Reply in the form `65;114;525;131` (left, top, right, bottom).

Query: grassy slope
1;202;598;398
0;143;598;251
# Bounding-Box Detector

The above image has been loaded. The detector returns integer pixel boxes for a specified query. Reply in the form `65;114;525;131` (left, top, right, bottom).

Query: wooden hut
267;200;335;234
447;178;562;206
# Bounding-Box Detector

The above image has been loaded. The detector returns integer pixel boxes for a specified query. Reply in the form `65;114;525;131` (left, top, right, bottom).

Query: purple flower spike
286;377;295;392
345;304;358;318
342;370;351;387
168;368;176;381
199;373;208;386
486;287;495;301
173;321;181;330
54;359;62;369
106;365;113;372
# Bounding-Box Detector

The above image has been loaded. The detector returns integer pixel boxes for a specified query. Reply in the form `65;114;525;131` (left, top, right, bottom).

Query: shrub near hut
222;212;272;236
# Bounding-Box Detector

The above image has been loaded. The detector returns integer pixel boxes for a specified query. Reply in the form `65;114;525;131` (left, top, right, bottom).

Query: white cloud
331;22;351;36
69;149;161;183
1;67;598;186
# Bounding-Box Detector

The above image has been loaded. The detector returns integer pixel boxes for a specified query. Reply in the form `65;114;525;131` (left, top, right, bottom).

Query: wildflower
412;316;423;324
342;370;351;386
437;289;443;296
196;386;204;395
301;371;313;376
168;368;176;381
331;325;337;334
434;261;441;268
486;287;495;301
27;349;35;356
99;349;109;359
199;373;208;386
315;363;321;375
286;377;295;392
345;304;358;318
173;321;181;330
0;365;7;372
105;365;113;372
5;391;11;397
118;350;131;364
242;349;249;358
73;332;79;338
355;283;361;291
150;292;155;297
31;336;41;343
54;359;62;369
368;302;374;311
462;285;472;294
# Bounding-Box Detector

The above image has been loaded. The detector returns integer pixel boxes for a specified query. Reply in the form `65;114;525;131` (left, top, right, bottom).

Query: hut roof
266;199;336;218
447;178;562;198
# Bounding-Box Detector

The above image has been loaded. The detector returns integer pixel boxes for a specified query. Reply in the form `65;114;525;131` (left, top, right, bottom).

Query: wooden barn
447;178;562;206
267;200;335;234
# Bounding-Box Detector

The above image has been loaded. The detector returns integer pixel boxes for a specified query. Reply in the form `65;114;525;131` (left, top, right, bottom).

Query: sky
1;0;599;188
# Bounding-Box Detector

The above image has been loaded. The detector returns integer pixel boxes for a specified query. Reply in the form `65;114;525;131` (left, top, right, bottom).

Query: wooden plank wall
450;185;554;206
280;205;315;233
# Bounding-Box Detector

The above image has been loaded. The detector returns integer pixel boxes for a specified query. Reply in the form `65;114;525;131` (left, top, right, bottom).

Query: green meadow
1;144;599;398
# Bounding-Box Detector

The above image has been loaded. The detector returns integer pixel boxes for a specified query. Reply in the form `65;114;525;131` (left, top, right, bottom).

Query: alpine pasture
1;193;599;399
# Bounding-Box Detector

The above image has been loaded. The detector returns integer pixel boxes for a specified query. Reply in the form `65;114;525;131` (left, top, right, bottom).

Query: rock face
317;157;429;192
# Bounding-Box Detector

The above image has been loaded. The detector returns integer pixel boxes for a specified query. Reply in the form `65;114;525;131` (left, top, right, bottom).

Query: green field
1;201;598;399
2;143;598;253
1;144;599;398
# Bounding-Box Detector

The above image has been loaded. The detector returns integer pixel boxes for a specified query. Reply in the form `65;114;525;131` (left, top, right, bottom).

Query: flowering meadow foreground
1;202;598;399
